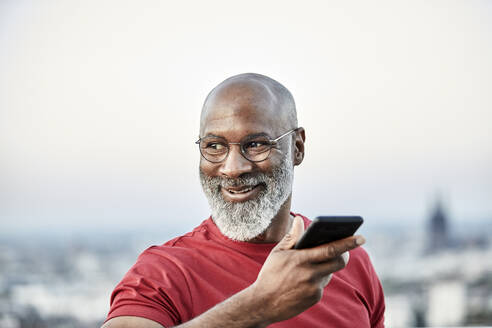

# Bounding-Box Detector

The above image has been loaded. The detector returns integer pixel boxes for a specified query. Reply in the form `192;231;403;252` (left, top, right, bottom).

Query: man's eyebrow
202;132;271;140
202;133;225;139
242;132;271;139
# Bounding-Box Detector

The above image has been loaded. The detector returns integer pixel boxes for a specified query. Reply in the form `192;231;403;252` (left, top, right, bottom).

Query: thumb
274;216;305;251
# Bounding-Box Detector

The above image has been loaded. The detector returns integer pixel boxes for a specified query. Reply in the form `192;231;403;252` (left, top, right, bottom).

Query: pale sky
1;0;491;234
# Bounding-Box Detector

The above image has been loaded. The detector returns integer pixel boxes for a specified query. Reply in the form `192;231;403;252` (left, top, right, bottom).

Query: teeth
228;186;254;194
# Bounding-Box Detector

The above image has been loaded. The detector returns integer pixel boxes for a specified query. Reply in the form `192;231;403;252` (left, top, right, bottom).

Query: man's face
199;88;295;241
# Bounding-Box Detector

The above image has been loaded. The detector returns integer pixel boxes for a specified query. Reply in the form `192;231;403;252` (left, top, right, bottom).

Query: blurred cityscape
0;203;491;328
367;201;492;327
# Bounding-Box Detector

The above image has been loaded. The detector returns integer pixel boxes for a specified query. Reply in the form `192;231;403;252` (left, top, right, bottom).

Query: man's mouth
225;185;256;194
220;184;264;202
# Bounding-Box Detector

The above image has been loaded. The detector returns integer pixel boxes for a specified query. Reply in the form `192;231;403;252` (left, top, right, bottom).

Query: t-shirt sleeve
368;265;385;328
371;272;385;327
344;247;386;328
105;246;192;327
357;248;386;328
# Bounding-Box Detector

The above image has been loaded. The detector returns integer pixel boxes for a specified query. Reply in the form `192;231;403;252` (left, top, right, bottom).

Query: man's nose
218;145;254;179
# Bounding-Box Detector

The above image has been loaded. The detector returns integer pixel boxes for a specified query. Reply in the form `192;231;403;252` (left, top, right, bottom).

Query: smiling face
199;74;302;241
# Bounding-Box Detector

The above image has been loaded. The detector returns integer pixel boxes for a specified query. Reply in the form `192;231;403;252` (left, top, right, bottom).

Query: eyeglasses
196;128;298;163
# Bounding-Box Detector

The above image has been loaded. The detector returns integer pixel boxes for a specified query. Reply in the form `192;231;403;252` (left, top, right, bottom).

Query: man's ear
293;127;305;166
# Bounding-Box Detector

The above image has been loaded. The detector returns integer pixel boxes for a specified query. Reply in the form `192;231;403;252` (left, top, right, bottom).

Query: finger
274;216;305;251
312;255;348;277
302;235;365;263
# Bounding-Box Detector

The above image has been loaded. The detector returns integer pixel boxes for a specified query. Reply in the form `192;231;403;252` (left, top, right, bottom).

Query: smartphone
294;216;364;249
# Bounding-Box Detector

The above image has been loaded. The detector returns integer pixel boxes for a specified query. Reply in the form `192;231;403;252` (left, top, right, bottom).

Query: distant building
427;199;450;252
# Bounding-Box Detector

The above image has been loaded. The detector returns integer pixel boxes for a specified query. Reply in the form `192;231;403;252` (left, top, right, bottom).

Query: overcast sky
1;0;491;235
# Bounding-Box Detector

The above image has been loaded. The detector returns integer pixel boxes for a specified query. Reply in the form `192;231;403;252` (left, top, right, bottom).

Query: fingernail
355;236;365;246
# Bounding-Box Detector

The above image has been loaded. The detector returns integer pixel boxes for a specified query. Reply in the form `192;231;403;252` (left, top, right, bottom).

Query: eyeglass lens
199;135;272;163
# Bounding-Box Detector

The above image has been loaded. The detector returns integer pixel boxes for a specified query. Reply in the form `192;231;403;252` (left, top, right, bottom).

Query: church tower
427;198;449;252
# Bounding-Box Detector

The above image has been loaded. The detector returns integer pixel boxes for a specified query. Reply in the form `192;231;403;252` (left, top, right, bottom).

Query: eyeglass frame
195;127;299;163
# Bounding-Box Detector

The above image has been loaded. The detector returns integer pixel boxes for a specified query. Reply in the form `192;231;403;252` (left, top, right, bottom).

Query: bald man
103;73;385;328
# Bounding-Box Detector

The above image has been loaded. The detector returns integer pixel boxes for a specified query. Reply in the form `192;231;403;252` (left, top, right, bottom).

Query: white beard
199;155;294;241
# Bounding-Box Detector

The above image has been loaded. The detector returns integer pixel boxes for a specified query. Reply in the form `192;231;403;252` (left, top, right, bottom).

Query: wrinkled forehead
200;81;288;136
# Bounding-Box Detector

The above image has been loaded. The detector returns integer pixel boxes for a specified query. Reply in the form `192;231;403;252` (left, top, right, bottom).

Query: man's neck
248;197;293;244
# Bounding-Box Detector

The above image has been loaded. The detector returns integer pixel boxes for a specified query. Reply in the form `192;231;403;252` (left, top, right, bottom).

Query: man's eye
206;142;226;150
245;141;265;148
244;141;269;152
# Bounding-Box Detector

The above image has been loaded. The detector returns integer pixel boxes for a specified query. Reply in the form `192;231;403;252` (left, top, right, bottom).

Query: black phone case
294;216;363;249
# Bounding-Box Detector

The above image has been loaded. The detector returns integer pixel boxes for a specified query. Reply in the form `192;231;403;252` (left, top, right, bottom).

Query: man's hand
248;215;365;325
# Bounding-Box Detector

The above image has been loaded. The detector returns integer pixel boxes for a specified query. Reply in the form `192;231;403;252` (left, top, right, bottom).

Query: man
103;73;385;328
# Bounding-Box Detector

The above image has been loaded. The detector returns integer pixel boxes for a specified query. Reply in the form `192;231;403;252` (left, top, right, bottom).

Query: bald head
200;73;297;135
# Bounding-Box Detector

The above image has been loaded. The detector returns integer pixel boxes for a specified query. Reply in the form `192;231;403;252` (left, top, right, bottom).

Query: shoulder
117;219;214;284
137;219;213;260
107;225;210;327
342;246;379;284
348;246;374;269
334;246;382;302
338;246;386;326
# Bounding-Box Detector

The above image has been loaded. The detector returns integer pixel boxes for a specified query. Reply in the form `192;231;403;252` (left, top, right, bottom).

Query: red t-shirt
106;214;385;327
